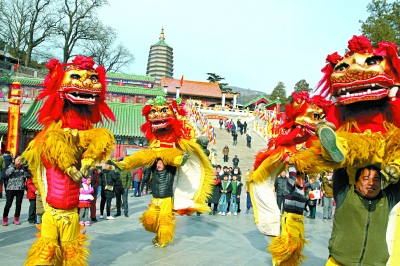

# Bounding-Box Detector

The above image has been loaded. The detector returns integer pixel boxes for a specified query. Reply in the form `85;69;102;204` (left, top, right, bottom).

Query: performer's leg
156;197;175;247
139;198;160;233
268;212;307;265
58;212;89;265
25;211;60;266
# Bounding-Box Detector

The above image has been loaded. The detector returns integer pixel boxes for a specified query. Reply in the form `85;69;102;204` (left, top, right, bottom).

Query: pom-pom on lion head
37;55;115;126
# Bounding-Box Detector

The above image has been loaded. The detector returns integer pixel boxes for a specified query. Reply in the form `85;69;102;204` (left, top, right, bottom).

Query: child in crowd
229;175;243;215
79;176;94;226
26;176;37;224
218;175;232;216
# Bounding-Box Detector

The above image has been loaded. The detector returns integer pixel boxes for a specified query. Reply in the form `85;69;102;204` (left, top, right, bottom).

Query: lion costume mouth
333;80;393;105
150;118;170;131
60;88;100;105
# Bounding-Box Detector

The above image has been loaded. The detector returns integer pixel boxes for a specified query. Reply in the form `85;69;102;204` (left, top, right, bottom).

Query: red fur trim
142;105;152;117
313;63;333;98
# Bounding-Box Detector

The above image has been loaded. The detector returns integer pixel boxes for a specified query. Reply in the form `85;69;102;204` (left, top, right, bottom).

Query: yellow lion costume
22;56;115;265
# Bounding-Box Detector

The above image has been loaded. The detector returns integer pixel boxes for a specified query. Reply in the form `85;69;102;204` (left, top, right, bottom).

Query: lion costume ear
38;58;64;101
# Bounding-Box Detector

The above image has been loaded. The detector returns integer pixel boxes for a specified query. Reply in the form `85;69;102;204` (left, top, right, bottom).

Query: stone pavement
0;116;333;266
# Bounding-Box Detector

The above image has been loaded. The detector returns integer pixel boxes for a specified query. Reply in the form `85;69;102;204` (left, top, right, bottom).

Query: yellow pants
25;206;89;266
268;212;307;266
139;197;175;247
325;256;342;266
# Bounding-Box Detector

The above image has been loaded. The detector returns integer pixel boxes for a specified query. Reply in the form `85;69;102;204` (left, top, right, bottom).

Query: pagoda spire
159;27;165;41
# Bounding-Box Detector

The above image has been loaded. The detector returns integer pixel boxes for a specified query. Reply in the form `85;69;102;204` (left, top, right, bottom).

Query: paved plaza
0;116;332;265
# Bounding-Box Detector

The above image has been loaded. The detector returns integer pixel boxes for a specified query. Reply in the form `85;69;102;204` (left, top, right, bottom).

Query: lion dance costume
291;35;400;265
114;96;214;248
246;91;330;265
22;56;115;265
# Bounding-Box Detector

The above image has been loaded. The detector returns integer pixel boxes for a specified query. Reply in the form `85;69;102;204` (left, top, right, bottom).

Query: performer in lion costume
22;56;115;265
114;95;214;248
246;91;330;265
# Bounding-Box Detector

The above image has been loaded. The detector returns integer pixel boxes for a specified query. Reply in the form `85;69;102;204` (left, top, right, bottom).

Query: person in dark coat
243;121;248;133
208;169;222;215
99;162;123;220
2;156;31;226
237;119;243;135
274;171;287;214
141;167;152;194
89;165;101;222
1;151;13;194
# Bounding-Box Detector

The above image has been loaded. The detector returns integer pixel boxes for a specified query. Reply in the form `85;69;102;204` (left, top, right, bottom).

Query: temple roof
107;84;165;96
19;100;146;137
244;94;281;107
107;72;155;82
0;76;44;86
161;77;234;99
0;75;165;96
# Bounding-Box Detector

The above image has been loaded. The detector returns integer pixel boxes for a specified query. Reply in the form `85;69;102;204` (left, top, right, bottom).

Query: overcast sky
98;0;371;95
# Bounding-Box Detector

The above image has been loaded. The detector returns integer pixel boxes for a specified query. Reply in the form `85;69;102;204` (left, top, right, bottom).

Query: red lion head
37;56;115;126
140;96;188;143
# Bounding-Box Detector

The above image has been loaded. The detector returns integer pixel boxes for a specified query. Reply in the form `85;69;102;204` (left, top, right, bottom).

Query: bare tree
83;26;134;72
0;0;30;60
56;0;108;63
0;0;59;66
24;0;61;66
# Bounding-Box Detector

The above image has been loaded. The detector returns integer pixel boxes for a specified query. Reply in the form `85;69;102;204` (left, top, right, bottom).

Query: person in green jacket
116;158;132;218
326;165;400;266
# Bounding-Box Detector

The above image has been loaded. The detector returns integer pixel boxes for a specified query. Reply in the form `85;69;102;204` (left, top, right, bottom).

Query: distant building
160;76;236;106
146;28;174;84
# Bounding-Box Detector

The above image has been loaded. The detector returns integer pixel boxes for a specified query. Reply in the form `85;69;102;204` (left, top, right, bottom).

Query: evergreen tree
360;0;400;46
269;81;287;111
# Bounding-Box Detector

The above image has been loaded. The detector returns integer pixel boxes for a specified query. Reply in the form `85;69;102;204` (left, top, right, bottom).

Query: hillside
227;86;270;105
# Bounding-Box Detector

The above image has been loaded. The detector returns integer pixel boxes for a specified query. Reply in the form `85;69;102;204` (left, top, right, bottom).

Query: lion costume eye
70;74;81;79
160;107;168;113
365;56;383;66
90;75;98;82
313;113;320;119
334;63;349;72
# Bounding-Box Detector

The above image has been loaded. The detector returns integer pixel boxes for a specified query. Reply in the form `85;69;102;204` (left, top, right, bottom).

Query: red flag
180;75;184;87
13;64;19;70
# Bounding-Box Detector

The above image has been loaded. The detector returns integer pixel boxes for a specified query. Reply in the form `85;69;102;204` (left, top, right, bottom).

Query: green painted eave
0;122;8;135
96;102;145;137
262;99;282;108
107;72;155;82
20;99;146;138
244;94;272;107
151;40;172;48
0;76;44;86
107;85;166;96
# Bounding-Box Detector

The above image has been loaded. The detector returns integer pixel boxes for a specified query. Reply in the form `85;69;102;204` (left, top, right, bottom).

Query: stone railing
0;60;47;78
